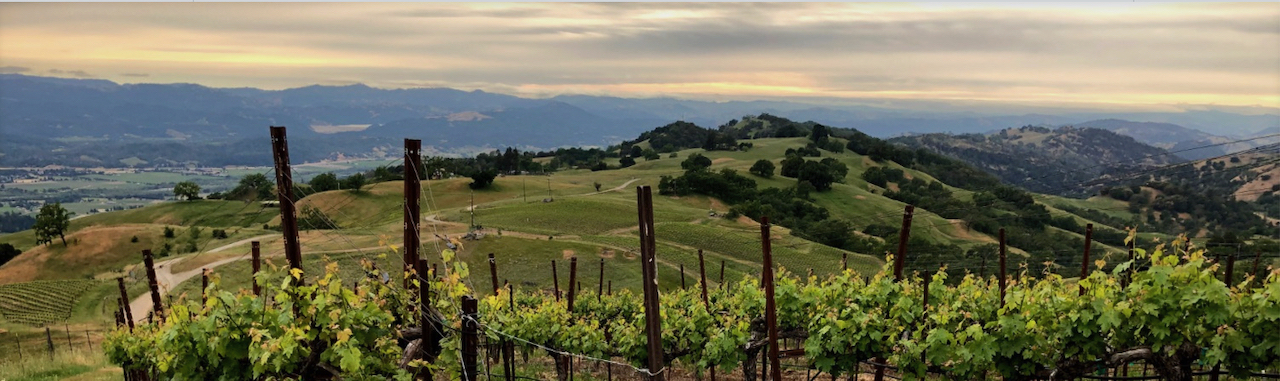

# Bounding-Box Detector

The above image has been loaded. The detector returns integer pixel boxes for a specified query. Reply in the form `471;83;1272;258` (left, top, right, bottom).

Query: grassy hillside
0;135;1142;287
0;127;1208;343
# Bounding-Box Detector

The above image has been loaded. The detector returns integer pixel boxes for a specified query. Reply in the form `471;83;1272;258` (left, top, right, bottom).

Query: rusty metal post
45;327;53;360
551;260;561;301
404;139;423;289
116;297;126;326
568;257;578;311
1224;247;1236;286
719;260;726;288
636;186;665;381
999;228;1007;308
142;249;164;319
698;249;716;381
979;256;987;278
251;241;261;296
462;296;479;381
598;258;605;301
1080;223;1093;296
504;284;516;381
680;264;686;289
878;205;913;381
567;257;578;381
116;278;134;330
201;268;208;305
488;253;500;295
269;126;304;284
698;250;709;306
416;257;433;381
1125;240;1135;288
894;205;915;281
760;217;783;381
921;270;931;364
1252;250;1263;287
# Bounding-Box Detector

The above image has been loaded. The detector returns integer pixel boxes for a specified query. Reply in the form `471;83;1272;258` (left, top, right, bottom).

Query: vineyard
96;129;1279;381
102;231;1280;381
0;279;101;326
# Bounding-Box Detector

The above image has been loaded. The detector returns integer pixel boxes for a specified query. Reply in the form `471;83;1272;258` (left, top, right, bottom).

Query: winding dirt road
127;235;274;323
128;256;241;323
126;178;644;322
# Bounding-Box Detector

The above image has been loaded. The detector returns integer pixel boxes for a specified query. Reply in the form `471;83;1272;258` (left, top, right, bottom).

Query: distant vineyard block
0;279;100;326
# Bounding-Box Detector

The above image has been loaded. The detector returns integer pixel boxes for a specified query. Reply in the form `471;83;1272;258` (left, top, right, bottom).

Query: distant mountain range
890;126;1180;196
1;74;1275;167
1072;119;1279;161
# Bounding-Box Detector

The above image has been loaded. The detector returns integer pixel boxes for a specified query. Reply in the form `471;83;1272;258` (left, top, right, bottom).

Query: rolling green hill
0;114;1229;333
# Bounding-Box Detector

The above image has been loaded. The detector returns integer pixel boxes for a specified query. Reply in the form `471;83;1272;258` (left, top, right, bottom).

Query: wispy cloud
0;66;29;73
120;73;149;77
47;68;94;78
0;3;1275;109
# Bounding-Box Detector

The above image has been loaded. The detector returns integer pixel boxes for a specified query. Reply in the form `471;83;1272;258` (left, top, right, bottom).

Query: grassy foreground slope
0;131;1167;335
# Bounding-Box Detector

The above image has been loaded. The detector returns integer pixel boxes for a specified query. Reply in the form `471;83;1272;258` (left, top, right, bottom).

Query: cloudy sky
1;2;1277;110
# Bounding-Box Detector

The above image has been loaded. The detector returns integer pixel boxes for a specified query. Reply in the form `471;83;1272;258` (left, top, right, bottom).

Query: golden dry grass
0;224;158;284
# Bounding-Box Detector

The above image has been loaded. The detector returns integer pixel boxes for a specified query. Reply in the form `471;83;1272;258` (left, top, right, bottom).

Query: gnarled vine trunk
1150;342;1200;381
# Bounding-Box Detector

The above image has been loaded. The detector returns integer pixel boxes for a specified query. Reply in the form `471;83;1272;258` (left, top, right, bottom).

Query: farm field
0;158;391;221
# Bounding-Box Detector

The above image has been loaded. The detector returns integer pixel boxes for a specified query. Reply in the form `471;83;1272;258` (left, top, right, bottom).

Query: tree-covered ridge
717;113;820;139
889;125;1178;196
1079;146;1279;237
616;120;747;154
1095;181;1271;237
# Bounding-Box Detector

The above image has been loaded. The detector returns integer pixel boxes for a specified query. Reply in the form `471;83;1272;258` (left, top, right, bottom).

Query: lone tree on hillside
298;205;333;230
34;202;72;246
749;159;775;178
173;181;201;201
681;153;713;171
230;173;274;201
469;170;498;190
310;172;339;192
810;124;831;143
342;173;367;193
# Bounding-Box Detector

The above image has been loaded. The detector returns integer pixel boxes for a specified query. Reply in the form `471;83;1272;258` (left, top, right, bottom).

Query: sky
1;2;1278;110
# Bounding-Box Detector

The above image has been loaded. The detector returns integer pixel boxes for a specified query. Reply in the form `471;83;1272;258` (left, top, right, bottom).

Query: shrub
749;159;775;178
681;153;713;171
341;173;367;192
298;205;333;230
469;170;498;189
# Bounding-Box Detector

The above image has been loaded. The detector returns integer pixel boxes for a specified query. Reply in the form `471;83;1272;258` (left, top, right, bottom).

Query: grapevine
104;234;1280;380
